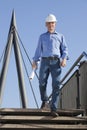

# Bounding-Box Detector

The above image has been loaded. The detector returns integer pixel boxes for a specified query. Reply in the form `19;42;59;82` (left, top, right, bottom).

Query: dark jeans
39;58;62;111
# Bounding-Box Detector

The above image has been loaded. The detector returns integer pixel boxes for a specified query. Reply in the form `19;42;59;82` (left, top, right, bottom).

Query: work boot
40;101;50;110
51;110;59;117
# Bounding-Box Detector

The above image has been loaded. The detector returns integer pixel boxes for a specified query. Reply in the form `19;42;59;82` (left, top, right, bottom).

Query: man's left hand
60;58;66;67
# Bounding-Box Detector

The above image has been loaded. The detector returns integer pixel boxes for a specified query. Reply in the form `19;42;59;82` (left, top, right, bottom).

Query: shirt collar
46;31;58;34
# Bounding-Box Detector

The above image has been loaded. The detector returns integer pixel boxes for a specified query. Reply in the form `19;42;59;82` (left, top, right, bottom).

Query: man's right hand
32;61;37;69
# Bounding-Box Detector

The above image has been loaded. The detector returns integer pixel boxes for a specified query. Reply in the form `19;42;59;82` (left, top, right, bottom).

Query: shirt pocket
54;40;60;50
42;40;49;50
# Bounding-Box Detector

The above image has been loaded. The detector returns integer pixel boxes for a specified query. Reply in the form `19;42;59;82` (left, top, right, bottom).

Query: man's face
46;22;56;33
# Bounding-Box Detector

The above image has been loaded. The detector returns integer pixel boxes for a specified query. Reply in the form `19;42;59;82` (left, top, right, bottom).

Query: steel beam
13;11;28;108
0;31;13;106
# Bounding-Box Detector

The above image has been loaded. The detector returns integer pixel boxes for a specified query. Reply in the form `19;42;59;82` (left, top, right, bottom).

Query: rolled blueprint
29;69;35;80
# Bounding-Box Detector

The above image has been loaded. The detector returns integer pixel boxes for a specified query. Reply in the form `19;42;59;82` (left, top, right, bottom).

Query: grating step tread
0;108;84;116
0;124;87;129
0;115;87;124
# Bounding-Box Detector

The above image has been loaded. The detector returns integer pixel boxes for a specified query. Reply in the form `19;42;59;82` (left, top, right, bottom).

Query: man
32;14;68;117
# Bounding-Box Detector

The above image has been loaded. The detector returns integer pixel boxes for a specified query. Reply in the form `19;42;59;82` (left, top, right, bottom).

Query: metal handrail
48;51;87;100
60;51;87;83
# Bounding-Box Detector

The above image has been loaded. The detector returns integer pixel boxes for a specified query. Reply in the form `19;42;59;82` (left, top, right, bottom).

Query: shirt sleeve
60;35;69;60
33;35;42;62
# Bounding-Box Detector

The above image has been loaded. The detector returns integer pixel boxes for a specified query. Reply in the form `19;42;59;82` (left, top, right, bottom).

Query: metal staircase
0;108;87;129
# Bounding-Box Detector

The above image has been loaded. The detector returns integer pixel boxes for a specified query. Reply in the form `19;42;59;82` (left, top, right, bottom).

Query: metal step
0;124;87;130
0;108;87;130
0;108;85;116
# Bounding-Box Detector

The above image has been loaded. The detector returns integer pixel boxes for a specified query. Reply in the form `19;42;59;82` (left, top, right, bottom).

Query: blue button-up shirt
33;31;68;62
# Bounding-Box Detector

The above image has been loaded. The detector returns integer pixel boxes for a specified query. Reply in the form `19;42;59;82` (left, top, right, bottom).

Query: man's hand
60;58;66;67
32;61;37;69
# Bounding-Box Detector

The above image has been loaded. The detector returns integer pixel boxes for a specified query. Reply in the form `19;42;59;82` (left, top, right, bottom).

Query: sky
0;0;87;108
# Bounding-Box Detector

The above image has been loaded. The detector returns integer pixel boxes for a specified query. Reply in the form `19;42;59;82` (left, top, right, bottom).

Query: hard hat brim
45;20;57;23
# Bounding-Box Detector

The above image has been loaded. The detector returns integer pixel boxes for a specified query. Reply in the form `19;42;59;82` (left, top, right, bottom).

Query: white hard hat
45;14;57;22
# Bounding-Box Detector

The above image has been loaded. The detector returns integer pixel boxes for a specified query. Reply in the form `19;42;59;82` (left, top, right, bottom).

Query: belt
42;57;59;60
